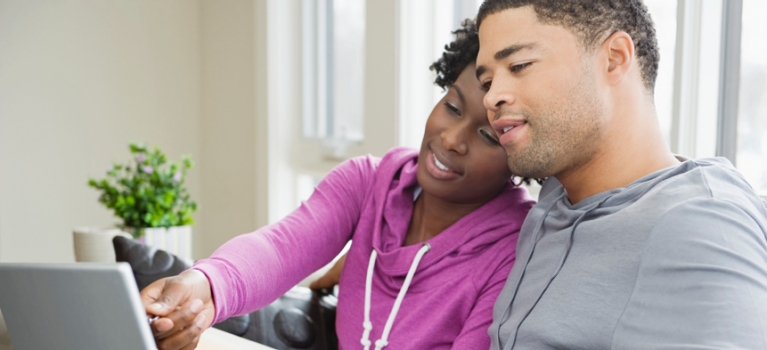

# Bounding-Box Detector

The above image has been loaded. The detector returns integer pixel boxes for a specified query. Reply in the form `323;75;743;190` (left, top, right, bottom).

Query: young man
475;0;767;349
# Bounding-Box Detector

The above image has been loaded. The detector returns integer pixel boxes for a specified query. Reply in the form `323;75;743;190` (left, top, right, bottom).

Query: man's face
476;6;607;179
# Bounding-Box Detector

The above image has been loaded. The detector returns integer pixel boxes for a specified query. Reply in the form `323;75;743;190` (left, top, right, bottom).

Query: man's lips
492;119;527;146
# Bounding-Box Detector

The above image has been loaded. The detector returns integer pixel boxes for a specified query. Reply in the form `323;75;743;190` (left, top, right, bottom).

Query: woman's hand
309;254;347;290
140;269;216;350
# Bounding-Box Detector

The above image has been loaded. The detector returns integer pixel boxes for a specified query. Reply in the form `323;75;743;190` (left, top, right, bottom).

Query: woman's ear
602;31;635;86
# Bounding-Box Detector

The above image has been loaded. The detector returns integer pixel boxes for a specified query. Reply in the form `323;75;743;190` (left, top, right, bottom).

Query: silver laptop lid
0;262;155;350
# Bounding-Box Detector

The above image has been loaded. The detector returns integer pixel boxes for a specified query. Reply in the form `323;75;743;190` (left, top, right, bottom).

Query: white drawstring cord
361;249;378;350
361;243;431;350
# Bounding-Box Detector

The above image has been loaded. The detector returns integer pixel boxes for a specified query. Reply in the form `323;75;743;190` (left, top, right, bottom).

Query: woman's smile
425;148;463;181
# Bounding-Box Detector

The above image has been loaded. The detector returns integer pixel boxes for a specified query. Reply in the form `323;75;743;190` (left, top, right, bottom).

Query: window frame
266;0;397;222
716;0;742;164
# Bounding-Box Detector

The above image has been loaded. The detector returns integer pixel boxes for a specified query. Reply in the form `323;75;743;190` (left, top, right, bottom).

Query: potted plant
88;143;198;260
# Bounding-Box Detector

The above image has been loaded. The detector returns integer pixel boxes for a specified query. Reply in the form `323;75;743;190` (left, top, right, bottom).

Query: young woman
142;20;535;350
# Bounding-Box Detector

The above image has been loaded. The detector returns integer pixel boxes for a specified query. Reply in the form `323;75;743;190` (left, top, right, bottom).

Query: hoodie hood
357;147;533;350
368;147;532;279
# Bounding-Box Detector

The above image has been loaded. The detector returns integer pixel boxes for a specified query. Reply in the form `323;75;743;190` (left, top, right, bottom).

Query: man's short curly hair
477;0;660;93
430;19;480;90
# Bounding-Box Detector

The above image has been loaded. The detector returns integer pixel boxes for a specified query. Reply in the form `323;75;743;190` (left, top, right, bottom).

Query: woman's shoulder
377;147;419;171
332;147;417;176
320;148;418;201
328;147;418;186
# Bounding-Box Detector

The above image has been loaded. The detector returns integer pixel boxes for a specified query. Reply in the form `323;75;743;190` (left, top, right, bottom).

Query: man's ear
602;31;635;85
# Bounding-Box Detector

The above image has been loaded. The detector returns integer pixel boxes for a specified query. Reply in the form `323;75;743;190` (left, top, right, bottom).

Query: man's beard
505;69;606;179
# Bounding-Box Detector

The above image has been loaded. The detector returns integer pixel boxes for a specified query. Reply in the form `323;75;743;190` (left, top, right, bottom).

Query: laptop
0;262;156;350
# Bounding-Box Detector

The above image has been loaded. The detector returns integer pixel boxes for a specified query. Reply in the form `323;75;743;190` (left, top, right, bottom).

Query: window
302;0;365;144
737;0;767;195
669;0;724;160
644;0;678;143
269;0;398;223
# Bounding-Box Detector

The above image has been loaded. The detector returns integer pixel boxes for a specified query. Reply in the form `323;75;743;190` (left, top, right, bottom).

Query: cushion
244;286;338;350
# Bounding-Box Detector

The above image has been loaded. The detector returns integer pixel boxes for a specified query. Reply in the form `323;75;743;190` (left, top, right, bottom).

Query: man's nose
483;80;517;122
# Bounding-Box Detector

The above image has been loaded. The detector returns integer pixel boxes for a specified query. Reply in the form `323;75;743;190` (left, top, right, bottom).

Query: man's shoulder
649;157;767;222
613;196;767;347
531;158;767;235
683;157;758;196
648;196;767;243
611;161;767;347
637;160;767;266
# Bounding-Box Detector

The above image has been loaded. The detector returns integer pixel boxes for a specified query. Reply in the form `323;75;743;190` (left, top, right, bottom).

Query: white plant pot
72;227;132;263
128;226;193;262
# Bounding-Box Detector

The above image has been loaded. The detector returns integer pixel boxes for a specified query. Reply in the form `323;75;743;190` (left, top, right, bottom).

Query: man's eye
444;102;461;116
481;81;492;92
510;62;532;73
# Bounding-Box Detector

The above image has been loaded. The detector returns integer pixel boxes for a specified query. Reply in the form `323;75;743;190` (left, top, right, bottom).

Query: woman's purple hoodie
193;147;534;349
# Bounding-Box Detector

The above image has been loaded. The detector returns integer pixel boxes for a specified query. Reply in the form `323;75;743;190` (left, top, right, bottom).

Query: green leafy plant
89;143;197;237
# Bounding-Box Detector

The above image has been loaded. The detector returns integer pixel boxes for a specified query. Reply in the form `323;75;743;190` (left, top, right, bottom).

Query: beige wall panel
199;0;269;257
0;0;202;262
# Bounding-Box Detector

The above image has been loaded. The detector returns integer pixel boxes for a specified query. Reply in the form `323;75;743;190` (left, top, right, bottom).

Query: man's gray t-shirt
490;157;767;349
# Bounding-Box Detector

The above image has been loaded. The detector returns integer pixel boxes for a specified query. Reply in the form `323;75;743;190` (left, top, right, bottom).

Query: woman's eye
444;102;461;116
480;129;500;145
481;81;492;92
510;62;532;73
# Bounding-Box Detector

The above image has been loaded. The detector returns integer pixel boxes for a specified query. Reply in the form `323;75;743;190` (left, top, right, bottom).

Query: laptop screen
0;263;155;350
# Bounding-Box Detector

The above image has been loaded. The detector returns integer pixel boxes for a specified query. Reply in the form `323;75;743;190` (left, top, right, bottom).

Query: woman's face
418;63;513;204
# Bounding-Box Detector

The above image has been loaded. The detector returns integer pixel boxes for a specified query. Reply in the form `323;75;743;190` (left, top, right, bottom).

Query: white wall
0;0;202;262
0;0;395;263
199;0;269;257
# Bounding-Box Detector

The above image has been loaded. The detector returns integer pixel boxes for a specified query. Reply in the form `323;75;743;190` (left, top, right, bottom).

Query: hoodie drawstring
361;243;431;350
496;194;563;347
502;193;615;350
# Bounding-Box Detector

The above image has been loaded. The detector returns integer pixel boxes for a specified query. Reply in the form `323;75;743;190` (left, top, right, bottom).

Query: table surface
197;327;275;350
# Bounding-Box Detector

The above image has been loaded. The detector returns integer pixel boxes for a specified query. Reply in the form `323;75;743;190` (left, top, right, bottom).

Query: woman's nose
441;124;468;155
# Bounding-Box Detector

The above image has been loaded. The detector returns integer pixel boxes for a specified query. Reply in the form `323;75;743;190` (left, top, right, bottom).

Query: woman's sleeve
451;249;516;349
192;156;379;323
